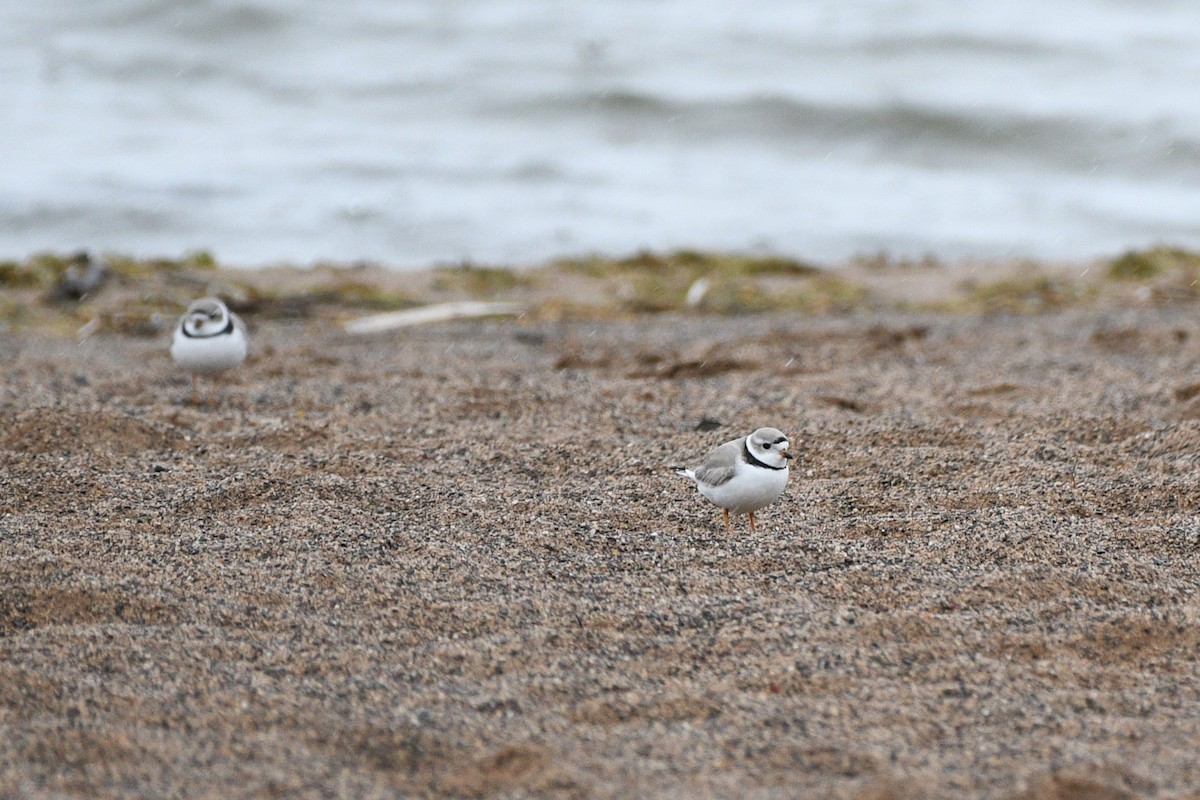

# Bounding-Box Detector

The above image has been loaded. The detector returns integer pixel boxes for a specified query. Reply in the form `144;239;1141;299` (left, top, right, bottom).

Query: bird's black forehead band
182;316;234;339
773;437;787;444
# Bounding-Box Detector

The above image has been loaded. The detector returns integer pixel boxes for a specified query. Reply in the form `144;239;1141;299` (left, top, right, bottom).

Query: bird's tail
672;466;696;482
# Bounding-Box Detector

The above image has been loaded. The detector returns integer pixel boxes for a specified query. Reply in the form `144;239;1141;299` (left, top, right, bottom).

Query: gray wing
692;437;744;487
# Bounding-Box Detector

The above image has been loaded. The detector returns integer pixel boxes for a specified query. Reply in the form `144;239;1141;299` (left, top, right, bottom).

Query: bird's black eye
762;442;772;449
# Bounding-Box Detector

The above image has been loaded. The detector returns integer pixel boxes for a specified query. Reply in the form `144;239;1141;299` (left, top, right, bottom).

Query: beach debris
685;277;710;307
76;316;101;344
343;301;524;334
47;251;109;302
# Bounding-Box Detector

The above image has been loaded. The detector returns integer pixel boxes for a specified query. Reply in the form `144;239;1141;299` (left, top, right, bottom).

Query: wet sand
3;302;1200;799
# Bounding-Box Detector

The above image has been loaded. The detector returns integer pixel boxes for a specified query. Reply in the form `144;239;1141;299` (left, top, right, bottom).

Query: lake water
4;1;1200;269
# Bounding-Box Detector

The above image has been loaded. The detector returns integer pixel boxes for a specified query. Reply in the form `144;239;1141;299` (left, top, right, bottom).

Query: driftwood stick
342;301;524;334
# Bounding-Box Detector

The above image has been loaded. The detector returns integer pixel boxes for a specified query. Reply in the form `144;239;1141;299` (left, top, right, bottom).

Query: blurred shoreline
2;246;1199;338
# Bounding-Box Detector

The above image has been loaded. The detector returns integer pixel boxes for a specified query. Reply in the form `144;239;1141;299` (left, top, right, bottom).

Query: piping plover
674;427;793;532
170;297;247;405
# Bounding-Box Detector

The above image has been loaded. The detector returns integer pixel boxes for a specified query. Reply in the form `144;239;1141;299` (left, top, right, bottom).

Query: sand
3;301;1200;799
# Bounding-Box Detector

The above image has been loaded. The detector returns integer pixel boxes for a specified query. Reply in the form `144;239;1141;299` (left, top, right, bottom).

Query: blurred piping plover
170;297;247;405
674;427;793;531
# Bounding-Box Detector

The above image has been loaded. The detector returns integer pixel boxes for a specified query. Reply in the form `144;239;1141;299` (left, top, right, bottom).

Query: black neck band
743;441;786;470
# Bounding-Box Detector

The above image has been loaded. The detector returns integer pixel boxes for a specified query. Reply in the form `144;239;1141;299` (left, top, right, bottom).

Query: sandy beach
3;254;1200;798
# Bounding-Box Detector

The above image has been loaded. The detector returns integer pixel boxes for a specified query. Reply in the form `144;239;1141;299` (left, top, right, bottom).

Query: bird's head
183;298;230;336
747;427;793;468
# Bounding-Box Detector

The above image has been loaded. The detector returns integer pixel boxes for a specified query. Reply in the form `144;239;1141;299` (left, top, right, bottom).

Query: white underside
687;462;789;515
170;329;247;376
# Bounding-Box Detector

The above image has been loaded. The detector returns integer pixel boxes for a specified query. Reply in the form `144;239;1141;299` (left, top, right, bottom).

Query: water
3;1;1200;269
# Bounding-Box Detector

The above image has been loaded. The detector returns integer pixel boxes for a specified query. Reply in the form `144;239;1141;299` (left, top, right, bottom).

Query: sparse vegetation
549;250;853;315
5;246;1200;335
553;249;819;279
0;260;43;288
851;251;943;271
1106;246;1200;281
433;262;535;296
305;280;418;311
956;272;1096;314
0;252;84;288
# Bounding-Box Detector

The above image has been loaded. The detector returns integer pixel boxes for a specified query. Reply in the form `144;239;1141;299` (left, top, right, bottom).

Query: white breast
170;327;247;375
698;461;789;515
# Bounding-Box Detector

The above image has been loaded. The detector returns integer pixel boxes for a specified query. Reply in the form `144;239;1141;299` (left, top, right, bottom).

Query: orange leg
722;508;732;532
191;375;200;405
749;512;758;532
